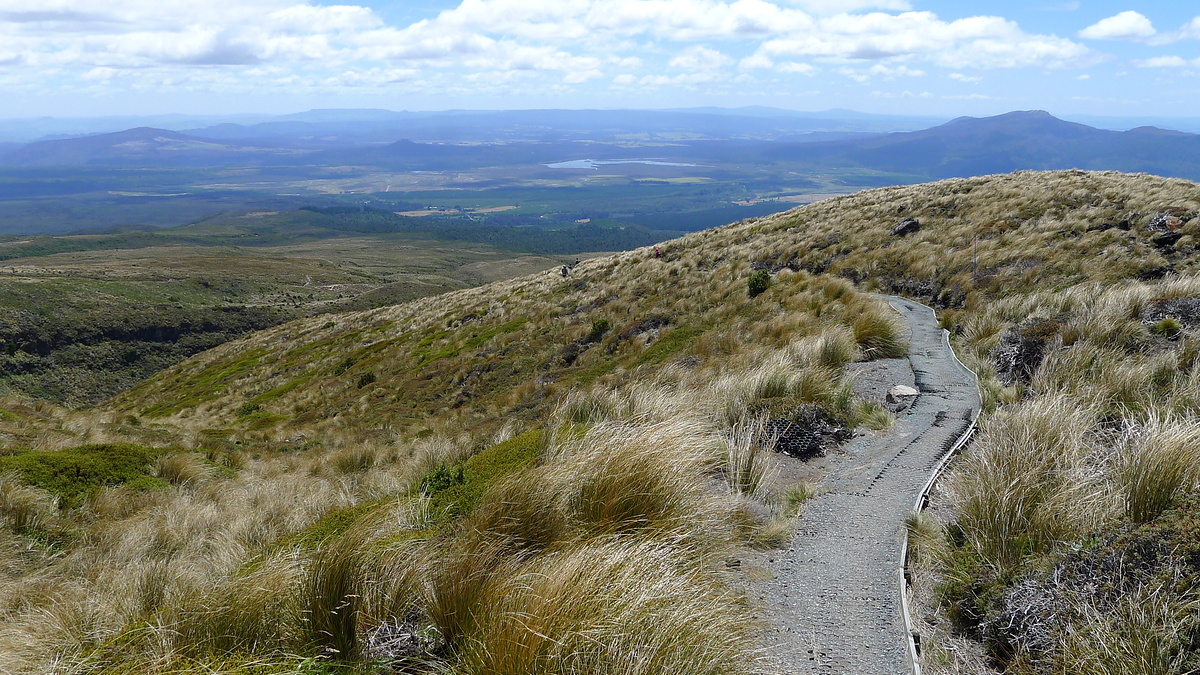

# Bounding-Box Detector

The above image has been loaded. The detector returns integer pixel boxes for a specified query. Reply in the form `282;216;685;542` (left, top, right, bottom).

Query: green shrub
356;371;376;388
422;463;465;494
1154;317;1183;339
747;270;770;298
237;402;261;417
333;356;357;376
586;318;611;343
0;444;166;508
427;430;545;520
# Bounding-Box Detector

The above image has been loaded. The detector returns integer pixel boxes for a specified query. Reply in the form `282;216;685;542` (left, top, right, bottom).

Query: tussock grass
1116;417;1200;523
946;396;1101;574
447;540;759;675
0;473;57;533
724;423;778;499
1053;589;1200;675
153;453;214;487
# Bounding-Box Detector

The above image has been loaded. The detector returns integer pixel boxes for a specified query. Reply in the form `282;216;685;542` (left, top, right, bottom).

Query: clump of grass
0;473;57;533
329;446;376;475
946;396;1100;574
153;453;214;487
1053;590;1200;675
1153;317;1183;338
854;399;895;431
1116;417;1200;523
446;540;761;675
849;301;907;359
302;542;362;658
567;428;701;537
724;424;777;499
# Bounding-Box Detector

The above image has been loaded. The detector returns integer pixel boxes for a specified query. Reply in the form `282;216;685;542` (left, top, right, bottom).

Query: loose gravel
745;296;979;674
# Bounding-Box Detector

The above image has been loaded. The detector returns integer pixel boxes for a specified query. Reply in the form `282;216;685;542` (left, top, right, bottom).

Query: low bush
0;443;166;508
747;270;770;298
425;430;545;520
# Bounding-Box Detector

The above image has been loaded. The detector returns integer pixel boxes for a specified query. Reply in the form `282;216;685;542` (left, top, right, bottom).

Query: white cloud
669;45;729;70
755;11;1094;69
779;61;814;74
949;72;980;83
1181;17;1200;40
739;53;773;69
0;0;1108;100
564;67;603;82
868;63;923;77
1135;55;1195;68
839;67;869;82
1078;11;1155;41
779;0;910;14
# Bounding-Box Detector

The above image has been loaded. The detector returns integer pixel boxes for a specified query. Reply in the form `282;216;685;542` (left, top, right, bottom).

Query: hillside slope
108;170;1200;439
5;170;1200;674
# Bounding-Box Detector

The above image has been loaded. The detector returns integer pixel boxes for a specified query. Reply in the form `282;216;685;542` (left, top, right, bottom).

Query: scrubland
6;169;1200;674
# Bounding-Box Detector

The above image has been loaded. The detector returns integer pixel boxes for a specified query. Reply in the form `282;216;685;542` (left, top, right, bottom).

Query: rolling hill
770;110;1200;179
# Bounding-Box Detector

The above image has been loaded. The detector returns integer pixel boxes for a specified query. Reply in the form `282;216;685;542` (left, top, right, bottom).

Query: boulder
892;217;920;237
886;385;920;403
1153;232;1183;250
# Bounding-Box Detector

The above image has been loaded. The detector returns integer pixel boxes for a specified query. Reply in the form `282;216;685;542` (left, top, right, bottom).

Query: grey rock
891;218;920;237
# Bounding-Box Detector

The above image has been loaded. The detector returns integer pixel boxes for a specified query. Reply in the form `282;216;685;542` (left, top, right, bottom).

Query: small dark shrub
357;372;376;388
586;319;610;343
237;402;261;417
333;356;358;376
748;270;770;298
321;320;336;329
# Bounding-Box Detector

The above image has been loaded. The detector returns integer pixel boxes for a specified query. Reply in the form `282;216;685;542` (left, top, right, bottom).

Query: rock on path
748;296;979;674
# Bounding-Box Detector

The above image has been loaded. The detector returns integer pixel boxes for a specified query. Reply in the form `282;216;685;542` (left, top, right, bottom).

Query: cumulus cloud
669;45;730;70
779;61;814;74
0;0;1104;97
949;72;980;83
781;0;910;14
754;11;1094;69
1135;55;1196;68
1078;11;1155;41
739;53;773;69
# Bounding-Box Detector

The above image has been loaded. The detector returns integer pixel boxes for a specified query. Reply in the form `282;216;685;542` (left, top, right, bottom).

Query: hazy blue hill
770;110;1200;179
0;127;248;166
182;108;920;146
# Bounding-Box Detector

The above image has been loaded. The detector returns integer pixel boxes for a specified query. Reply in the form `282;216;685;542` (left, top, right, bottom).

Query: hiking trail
746;296;980;674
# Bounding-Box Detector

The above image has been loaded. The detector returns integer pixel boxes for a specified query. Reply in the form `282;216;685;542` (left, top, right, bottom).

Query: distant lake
545;159;699;170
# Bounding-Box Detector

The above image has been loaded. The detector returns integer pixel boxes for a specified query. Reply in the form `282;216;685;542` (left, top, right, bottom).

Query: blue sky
3;0;1200;119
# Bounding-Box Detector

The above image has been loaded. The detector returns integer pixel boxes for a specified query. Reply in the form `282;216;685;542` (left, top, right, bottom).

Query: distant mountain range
767;110;1200;179
5;110;1200;181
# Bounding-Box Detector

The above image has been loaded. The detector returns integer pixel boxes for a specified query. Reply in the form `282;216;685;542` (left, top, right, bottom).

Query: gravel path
746;296;979;674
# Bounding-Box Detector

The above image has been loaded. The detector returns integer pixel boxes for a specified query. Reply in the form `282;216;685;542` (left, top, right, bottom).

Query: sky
3;0;1200;119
